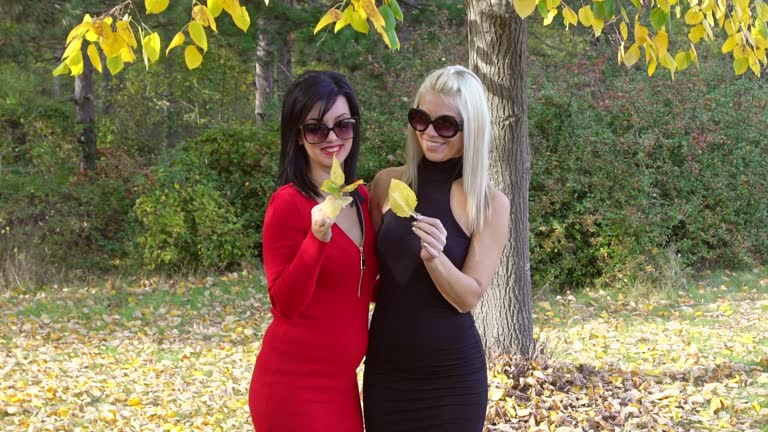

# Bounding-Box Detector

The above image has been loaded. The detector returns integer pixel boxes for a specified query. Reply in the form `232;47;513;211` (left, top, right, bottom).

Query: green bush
131;124;280;272
527;36;768;292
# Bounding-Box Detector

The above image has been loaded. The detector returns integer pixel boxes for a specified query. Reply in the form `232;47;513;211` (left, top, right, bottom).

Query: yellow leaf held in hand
320;195;353;219
388;179;418;218
319;155;364;218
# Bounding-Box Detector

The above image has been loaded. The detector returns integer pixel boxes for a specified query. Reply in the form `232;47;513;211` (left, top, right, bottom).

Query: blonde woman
363;65;510;431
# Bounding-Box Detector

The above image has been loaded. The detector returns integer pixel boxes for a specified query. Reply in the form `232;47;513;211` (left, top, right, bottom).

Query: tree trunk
467;0;534;358
75;42;97;174
254;16;274;122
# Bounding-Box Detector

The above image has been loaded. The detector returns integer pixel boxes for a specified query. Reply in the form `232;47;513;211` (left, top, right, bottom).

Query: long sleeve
262;186;328;319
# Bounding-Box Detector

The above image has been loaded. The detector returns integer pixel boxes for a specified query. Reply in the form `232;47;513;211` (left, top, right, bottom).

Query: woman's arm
262;188;329;319
412;188;510;313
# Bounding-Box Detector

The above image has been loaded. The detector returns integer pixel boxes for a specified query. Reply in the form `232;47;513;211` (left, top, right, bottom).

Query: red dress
249;184;378;432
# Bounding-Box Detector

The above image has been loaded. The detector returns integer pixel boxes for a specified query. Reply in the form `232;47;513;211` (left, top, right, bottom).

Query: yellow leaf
489;387;505;401
120;46;136;63
61;38;82;62
689;24;707;42
314;8;343;34
620;21;628;40
733;57;749;74
360;0;386;30
66;21;93;45
330;155;345;186
100;30;126;58
675;50;691;70
52;62;70;76
166;32;185;56
388;179;418;218
223;0;241;16
647;56;658;76
578;6;593;27
145;0;169;14
350;8;370;33
758;0;768;20
734;40;749;58
86;43;102;73
232;6;251;32
142;32;161;68
513;0;537;19
623;43;641;66
685;7;704;24
193;5;218;32
65;48;84;75
335;7;353;32
341;179;365;193
543;8;558;26
107;54;124;75
188;22;208;52
116;20;137;48
655;29;669;53
635;21;650;44
209;0;224;17
722;33;739;53
562;6;578;28
320;195;353;219
185;45;203;70
127;397;142;407
592;17;604;37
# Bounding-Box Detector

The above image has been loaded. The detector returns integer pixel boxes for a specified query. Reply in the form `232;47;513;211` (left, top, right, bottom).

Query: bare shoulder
370;166;405;203
483;186;510;233
488;186;510;215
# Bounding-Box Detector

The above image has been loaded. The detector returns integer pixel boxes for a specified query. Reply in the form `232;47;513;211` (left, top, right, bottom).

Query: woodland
1;0;767;430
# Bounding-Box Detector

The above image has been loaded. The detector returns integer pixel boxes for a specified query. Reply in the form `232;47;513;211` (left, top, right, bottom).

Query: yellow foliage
184;46;203;70
388;179;418;218
188;21;208;52
513;0;537;19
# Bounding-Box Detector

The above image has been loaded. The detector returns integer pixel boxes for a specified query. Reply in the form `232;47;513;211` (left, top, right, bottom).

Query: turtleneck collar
417;157;463;183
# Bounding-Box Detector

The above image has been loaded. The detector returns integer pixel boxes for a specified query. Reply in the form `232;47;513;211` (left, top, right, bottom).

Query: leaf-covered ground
1;269;767;431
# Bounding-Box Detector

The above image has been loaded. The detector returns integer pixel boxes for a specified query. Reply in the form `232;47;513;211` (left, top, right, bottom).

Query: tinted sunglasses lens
302;124;329;144
408;109;430;132
433;116;460;138
333;119;356;139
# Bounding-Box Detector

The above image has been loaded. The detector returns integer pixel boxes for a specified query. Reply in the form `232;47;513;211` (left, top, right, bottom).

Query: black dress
363;157;487;432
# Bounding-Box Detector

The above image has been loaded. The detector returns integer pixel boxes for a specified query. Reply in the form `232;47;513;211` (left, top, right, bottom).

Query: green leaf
388;0;404;21
650;8;669;31
537;0;549;18
379;5;396;32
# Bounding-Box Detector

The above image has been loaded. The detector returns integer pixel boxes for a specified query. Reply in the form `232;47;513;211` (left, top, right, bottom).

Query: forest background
1;0;768;430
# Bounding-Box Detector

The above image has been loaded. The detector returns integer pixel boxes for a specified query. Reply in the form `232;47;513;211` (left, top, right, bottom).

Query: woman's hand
411;214;447;261
311;204;334;242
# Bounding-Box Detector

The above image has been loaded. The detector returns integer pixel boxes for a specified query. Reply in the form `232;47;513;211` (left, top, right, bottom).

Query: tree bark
467;0;534;358
75;42;97;175
254;16;274;122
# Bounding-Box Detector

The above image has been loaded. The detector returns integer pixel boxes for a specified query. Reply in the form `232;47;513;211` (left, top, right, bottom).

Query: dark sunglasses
300;118;358;144
408;108;463;138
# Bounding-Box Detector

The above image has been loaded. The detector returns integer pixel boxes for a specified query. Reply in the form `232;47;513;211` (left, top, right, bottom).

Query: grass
1;267;767;431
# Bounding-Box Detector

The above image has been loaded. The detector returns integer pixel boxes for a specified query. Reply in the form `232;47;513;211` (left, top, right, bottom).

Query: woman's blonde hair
402;65;492;234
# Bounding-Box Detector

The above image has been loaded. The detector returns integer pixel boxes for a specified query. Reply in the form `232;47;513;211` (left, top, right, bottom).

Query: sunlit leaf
184;45;203;70
209;0;224;17
578;6;593;27
314;8;343;34
52;62;70;76
388;179;417;218
232;6;251;32
86;43;102;73
142;32;161;68
193;5;218;32
188;21;208;51
166;32;185;56
145;0;169;14
513;0;537;19
106;54;124;75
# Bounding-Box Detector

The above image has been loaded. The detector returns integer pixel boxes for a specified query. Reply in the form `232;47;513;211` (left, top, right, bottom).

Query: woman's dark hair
277;70;362;198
